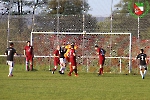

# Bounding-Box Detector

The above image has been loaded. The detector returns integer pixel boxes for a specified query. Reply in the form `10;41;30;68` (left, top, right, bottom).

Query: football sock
70;69;74;73
9;66;13;75
61;67;65;73
26;61;29;70
144;70;147;76
59;67;62;71
30;65;33;71
26;66;29;71
54;66;57;69
140;70;143;77
99;68;103;74
101;68;103;74
99;69;101;74
11;67;13;75
9;66;11;75
70;65;73;71
74;69;77;75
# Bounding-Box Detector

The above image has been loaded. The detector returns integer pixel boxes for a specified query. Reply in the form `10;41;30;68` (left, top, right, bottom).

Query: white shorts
59;58;66;64
7;61;14;67
139;65;147;70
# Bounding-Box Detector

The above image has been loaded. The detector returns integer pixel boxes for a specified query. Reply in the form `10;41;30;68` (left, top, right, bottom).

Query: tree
0;0;48;15
32;0;98;32
1;0;23;15
48;0;89;15
0;0;98;33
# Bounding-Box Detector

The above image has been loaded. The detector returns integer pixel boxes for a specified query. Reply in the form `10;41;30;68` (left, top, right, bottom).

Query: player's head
140;49;144;53
95;45;98;50
71;42;75;45
27;41;30;46
56;45;60;50
71;45;74;49
62;40;66;45
10;42;14;47
71;42;75;48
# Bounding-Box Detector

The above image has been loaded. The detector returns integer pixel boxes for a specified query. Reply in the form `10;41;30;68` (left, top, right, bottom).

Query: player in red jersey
64;42;78;73
51;45;60;74
24;41;34;71
68;43;78;76
95;45;106;76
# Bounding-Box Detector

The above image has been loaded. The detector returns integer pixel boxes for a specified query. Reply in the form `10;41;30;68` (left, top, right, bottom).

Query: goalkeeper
24;41;34;71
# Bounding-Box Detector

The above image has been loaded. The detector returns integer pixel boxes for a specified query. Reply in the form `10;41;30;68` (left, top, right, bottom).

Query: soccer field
0;65;150;100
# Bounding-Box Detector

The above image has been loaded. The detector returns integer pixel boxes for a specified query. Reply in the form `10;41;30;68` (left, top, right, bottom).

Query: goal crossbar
31;32;131;35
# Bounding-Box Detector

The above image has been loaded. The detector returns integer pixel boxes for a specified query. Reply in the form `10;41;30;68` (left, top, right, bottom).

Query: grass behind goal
0;65;150;100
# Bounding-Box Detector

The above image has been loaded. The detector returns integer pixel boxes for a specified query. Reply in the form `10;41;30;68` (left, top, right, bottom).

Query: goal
30;32;132;73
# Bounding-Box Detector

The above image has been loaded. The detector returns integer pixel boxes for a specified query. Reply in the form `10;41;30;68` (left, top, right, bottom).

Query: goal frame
30;32;132;73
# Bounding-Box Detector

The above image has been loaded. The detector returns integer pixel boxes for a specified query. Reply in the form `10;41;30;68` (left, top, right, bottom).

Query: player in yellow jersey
64;42;78;72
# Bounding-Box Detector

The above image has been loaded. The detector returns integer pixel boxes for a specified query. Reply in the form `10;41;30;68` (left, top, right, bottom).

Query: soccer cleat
59;71;61;74
8;74;13;77
52;71;54;74
142;76;145;79
68;73;71;76
98;73;101;76
75;74;78;77
60;72;64;75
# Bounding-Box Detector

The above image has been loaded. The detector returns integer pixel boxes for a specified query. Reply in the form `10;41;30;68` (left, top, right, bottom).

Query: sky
0;0;121;16
88;0;121;17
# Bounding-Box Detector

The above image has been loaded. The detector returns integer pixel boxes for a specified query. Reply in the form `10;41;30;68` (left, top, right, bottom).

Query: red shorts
54;58;60;66
99;56;105;66
70;58;77;66
26;56;33;62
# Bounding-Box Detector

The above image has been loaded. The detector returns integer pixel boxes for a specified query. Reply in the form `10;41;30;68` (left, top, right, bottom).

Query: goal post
30;32;132;73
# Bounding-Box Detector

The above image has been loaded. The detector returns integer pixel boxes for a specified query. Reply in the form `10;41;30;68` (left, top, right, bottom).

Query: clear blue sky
88;0;121;17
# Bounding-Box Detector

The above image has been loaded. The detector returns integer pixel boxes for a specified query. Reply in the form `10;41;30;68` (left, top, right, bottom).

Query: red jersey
69;48;76;66
97;48;105;58
54;49;59;59
97;48;105;65
69;48;76;58
53;49;60;66
24;45;33;56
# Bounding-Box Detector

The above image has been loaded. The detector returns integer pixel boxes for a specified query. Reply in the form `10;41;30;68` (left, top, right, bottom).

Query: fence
0;0;150;74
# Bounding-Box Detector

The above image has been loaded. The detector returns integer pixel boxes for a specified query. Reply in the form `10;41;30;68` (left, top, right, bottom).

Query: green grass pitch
0;65;150;100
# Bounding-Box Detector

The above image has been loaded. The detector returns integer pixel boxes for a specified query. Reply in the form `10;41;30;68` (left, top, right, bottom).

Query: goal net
31;32;132;73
